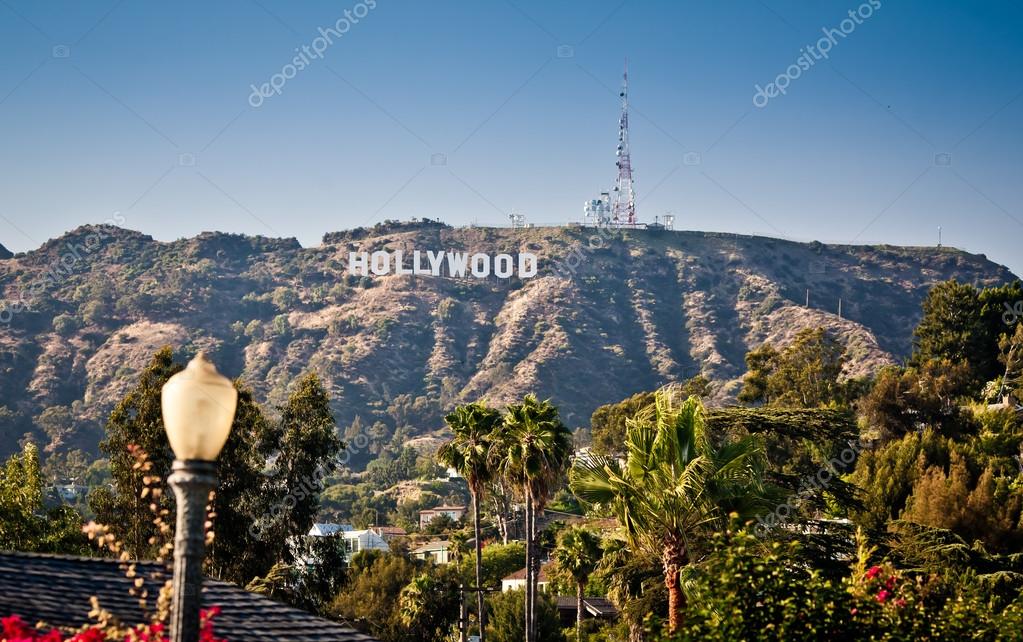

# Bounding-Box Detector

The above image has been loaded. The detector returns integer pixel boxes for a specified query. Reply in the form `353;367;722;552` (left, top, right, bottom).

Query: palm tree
498;395;573;642
570;386;772;634
438;402;502;642
595;538;664;642
553;526;603;642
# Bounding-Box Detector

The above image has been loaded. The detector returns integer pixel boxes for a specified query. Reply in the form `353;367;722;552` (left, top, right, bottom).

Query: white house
502;563;553;592
341;529;390;559
412;540;453;565
306;523;388;561
418;504;466;529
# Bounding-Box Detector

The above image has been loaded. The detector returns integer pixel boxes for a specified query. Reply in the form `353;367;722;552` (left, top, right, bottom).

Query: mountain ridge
0;221;1016;461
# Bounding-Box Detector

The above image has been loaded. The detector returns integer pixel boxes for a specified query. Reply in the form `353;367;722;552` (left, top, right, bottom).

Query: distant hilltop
0;220;1016;460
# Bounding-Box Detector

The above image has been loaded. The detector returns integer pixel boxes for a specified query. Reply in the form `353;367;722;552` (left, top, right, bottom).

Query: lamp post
161;353;237;642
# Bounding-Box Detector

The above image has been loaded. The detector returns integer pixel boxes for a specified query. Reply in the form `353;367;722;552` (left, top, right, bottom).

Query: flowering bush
1;607;225;642
657;527;1023;641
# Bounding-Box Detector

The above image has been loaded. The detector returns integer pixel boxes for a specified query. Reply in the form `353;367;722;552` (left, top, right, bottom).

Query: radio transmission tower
612;61;637;227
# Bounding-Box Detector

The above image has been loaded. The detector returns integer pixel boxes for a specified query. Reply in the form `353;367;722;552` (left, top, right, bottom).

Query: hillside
0;220;1016;460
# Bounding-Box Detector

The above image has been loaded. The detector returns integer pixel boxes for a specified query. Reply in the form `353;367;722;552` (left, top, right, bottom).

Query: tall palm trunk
529;505;540;641
472;490;486;642
575;579;586;642
523;493;533;642
662;536;688;634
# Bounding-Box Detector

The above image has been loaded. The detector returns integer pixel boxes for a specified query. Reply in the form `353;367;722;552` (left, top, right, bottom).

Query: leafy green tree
591;377;710;456
996;322;1023;400
911;280;987;371
438;401;503;640
264;372;342;559
205;385;279;585
329;550;459;642
736;344;778;405
93;347;180;558
571;387;773;634
498;395;573;642
900;454;1023;553
552;526;603;642
849;429;951;536
910;280;1022;390
857;360;975;441
0;442;87;554
456;542;527;589
673;528;852;641
92;347;336;587
738;328;847;408
594;538;665;642
485;589;565;642
398;572;461;640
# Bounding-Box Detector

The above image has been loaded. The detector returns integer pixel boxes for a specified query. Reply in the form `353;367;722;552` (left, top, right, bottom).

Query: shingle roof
411;540;450;554
555;596;618;618
0;551;376;641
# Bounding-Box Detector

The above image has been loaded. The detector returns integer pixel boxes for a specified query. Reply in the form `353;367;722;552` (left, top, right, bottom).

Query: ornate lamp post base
168;459;217;642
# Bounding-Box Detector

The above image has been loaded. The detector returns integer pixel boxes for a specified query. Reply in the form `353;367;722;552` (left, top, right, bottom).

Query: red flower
865;565;882;579
67;628;106;642
2;614;32;638
876;589;890;603
894;598;907;608
885;575;896;590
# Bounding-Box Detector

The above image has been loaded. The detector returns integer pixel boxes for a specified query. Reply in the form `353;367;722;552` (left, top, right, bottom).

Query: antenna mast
612;60;637;227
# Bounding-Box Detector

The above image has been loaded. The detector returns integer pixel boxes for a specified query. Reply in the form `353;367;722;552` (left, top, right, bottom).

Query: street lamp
161;353;237;642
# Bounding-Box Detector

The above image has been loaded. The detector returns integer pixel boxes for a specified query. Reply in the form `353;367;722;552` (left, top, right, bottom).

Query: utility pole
459;584;467;642
838;298;843;319
806;289;810;308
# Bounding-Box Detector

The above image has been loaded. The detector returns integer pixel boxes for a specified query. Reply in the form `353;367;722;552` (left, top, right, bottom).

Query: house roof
370;526;406;536
555;596;618;618
502;563;552;582
412;540;451;554
0;551;376;642
419;505;465;513
309;523;353;536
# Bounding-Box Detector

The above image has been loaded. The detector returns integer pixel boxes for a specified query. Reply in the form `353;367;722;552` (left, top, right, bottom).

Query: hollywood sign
348;251;538;279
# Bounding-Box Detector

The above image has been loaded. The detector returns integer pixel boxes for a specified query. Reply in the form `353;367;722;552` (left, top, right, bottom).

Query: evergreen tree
93;347;180;558
266;372;342;557
206;385;279;584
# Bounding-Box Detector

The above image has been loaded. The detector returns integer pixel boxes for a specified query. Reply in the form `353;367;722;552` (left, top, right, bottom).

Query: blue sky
1;0;1021;276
